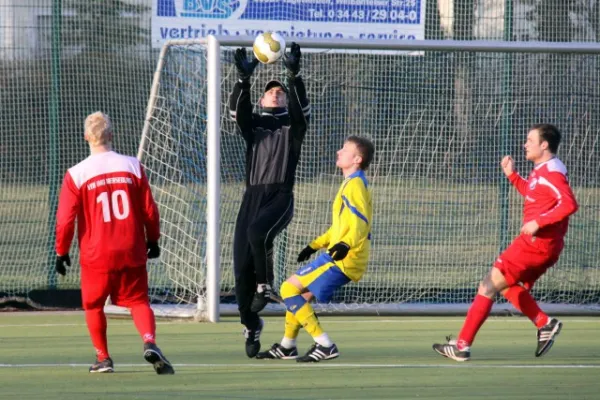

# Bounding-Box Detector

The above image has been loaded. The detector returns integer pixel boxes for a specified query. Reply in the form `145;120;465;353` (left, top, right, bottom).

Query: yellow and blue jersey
309;170;372;282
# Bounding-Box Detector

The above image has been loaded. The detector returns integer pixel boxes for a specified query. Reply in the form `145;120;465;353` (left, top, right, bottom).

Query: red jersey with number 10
508;157;578;242
55;151;160;271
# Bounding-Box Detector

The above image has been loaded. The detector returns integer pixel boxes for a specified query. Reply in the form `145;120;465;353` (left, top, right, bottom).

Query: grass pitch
1;313;599;399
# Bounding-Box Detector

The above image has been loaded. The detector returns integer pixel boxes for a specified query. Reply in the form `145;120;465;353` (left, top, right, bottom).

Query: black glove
297;245;317;262
283;42;301;78
55;254;71;276
234;47;259;81
147;241;160;259
328;242;350;261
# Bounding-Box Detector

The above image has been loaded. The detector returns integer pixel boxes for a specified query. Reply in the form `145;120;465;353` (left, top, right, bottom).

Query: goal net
106;38;600;321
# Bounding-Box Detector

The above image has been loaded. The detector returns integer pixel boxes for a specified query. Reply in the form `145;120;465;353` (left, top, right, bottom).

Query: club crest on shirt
529;178;538;190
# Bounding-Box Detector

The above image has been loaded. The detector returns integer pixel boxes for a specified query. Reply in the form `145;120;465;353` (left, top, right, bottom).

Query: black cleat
89;357;114;373
250;285;272;313
256;343;298;360
296;343;339;363
432;336;471;362
536;318;562;357
143;342;175;375
243;318;264;358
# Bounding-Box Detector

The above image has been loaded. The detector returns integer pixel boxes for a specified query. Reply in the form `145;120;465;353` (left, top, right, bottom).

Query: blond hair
84;112;113;146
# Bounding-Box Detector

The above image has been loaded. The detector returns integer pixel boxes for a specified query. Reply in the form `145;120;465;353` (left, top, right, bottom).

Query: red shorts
81;266;149;310
494;235;563;288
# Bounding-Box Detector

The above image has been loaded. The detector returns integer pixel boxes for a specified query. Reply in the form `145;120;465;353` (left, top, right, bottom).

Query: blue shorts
295;253;351;303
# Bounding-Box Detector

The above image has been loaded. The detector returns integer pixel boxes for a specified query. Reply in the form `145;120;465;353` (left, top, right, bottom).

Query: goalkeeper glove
328;242;350;261
55;254;71;276
234;47;259;81
297;245;317;262
147;241;160;259
283;42;301;78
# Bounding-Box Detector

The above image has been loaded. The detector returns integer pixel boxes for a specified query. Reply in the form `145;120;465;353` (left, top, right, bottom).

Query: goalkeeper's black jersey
228;77;310;190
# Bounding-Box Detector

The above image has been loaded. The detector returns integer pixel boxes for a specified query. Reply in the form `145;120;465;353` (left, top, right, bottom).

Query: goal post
105;37;600;321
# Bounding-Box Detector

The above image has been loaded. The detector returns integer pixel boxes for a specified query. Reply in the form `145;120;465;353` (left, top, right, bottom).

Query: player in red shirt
433;124;578;361
55;112;174;374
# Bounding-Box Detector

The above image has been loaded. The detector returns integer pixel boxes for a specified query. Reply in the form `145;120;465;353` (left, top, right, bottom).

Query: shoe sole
89;367;114;373
257;356;298;360
245;344;261;358
536;321;563;358
296;353;340;363
432;346;470;362
256;354;298;360
269;292;285;305
144;349;175;375
250;302;268;313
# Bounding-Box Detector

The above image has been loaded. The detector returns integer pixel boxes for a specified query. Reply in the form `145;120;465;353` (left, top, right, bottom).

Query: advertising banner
152;0;426;47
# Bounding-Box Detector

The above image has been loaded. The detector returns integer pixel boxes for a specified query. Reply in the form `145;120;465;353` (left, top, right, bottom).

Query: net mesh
138;41;600;313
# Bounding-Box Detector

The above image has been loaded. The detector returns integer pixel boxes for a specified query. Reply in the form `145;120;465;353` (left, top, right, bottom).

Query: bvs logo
157;0;245;19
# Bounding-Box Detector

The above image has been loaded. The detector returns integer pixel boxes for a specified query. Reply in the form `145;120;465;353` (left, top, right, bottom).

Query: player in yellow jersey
256;136;375;362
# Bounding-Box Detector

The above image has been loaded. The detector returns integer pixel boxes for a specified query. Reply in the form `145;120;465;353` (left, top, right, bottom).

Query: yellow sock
280;281;323;338
294;302;324;338
284;311;301;339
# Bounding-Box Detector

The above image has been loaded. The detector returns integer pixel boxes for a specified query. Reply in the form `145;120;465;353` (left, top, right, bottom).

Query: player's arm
295;225;332;262
309;226;333;250
296;226;331;262
501;156;527;196
229;48;260;141
55;172;80;257
508;172;528;196
284;43;310;140
228;80;258;142
536;172;579;227
338;179;371;249
287;76;310;140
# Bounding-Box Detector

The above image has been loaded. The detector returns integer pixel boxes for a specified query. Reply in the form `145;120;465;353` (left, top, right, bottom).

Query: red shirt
55;151;160;271
508;157;578;241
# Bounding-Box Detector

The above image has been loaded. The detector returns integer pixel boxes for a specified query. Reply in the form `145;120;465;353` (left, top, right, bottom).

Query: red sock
503;285;548;328
85;308;110;360
457;294;494;349
130;303;156;343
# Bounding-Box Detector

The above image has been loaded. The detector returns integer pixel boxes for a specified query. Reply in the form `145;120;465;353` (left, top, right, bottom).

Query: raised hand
283;42;301;77
500;155;515;177
234;47;259;81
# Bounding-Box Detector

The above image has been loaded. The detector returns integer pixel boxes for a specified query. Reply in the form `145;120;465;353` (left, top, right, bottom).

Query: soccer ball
253;32;286;64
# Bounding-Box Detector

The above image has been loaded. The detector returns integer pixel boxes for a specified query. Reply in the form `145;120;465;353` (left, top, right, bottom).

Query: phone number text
307;8;419;22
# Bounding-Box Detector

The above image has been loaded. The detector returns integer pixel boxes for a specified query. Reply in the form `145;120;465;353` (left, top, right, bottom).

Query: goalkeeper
256;136;375;362
228;42;310;358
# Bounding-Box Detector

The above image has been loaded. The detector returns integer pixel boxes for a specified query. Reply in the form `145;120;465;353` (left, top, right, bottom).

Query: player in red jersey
433;124;578;361
55;112;174;374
